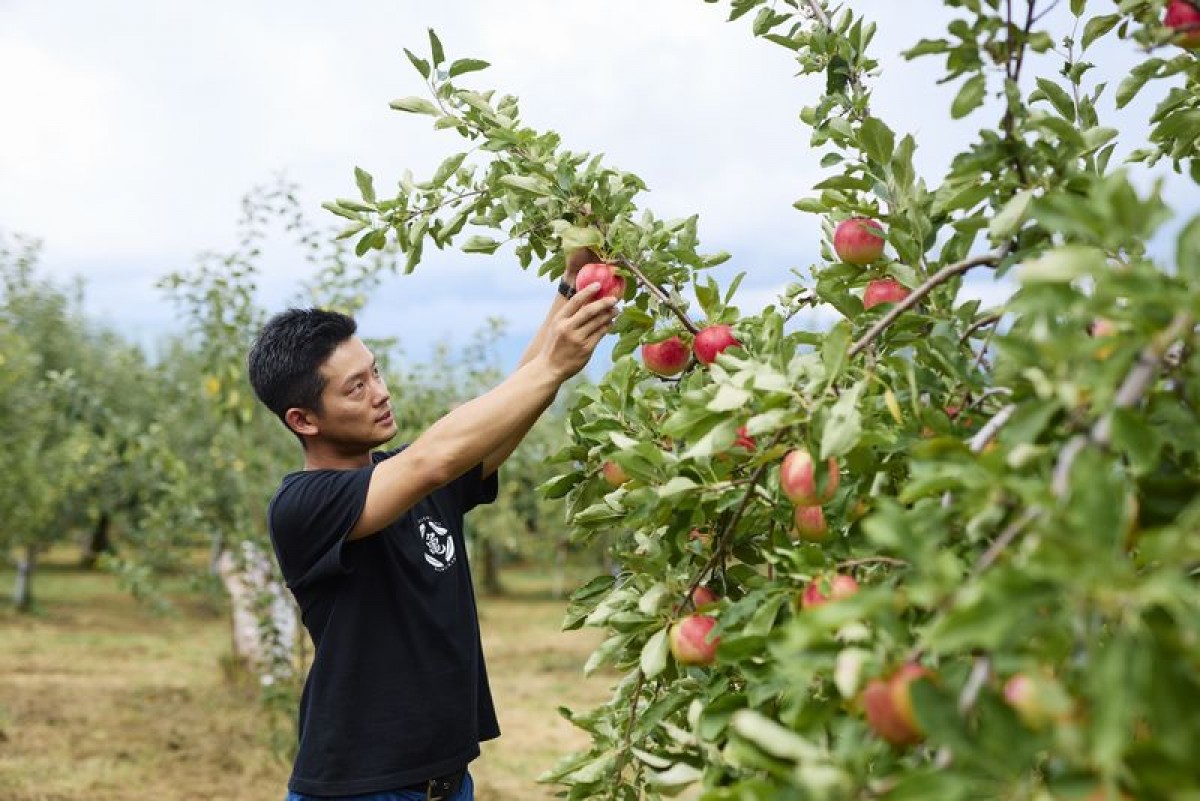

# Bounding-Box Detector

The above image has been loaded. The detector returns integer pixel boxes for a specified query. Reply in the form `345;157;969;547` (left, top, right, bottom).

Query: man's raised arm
347;282;617;540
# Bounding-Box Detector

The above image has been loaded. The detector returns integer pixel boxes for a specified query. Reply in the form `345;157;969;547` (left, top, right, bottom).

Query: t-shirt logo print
417;516;456;571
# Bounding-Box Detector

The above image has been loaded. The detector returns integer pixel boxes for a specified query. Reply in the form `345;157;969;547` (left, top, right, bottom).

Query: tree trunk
13;545;36;612
80;512;113;569
481;538;503;596
216;541;298;682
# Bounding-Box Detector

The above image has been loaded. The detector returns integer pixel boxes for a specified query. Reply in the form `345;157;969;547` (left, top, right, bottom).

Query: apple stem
614;256;700;335
848;245;1011;359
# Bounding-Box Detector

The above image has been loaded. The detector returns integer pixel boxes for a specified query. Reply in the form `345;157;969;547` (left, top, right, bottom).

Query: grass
0;549;611;800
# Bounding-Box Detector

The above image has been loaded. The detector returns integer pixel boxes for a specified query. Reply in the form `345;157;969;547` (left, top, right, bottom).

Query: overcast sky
1;1;1195;370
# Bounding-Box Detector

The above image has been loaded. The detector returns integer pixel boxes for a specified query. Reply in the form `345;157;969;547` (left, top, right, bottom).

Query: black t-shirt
267;447;500;796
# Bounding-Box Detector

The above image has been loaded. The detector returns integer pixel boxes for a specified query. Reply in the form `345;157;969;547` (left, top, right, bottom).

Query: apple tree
338;1;1200;798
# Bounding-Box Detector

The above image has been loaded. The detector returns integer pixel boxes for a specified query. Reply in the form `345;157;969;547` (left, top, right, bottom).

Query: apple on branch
574;262;627;300
792;504;828;542
1165;0;1200;48
800;574;859;609
690;585;719;609
601;460;629;488
862;663;932;747
780;449;840;505
693;324;740;365
668;614;720;666
641;334;690;377
833;217;886;265
863;277;911;310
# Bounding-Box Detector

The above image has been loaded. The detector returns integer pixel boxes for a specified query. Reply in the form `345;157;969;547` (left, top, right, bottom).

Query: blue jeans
286;771;474;801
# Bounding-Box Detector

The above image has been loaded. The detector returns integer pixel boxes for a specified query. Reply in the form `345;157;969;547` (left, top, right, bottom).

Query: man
247;253;618;801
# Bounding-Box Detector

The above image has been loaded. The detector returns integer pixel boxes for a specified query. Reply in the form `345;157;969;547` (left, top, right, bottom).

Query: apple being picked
780;449;840;505
863;278;911;310
1165;0;1200;48
833;217;886;265
800;574;859;609
693;324;740;365
669;614;720;666
575;262;627;300
641;335;690;377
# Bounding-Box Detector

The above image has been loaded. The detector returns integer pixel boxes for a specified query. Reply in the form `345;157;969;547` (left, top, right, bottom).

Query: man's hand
564;247;599;288
541;283;619;380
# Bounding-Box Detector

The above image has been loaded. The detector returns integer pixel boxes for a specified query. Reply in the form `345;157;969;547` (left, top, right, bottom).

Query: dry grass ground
0;550;611;801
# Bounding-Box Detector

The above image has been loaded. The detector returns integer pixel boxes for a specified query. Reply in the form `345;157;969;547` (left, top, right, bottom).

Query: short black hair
247;308;358;432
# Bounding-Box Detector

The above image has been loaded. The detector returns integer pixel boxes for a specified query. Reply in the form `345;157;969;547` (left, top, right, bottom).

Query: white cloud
0;0;1196;366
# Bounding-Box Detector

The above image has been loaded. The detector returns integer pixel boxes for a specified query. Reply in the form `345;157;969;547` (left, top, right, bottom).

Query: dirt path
0;558;609;801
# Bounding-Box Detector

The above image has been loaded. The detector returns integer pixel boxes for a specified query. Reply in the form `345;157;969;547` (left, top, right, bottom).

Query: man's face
308;336;397;450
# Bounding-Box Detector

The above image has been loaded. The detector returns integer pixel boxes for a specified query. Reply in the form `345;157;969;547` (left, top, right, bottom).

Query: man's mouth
376;410;394;425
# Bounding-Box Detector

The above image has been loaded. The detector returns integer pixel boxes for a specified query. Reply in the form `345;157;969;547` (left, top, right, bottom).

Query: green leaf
858;117;896;166
499;174;554;196
403;48;430;79
988;189;1034;243
951;74;987;119
354;167;376;204
555;223;604;253
1116;59;1163;109
428;28;445;67
820;380;865;460
640;627;670;679
1176;214;1200;285
1015;246;1106;283
730;710;820;762
1033;78;1075;121
447;58;490;78
431;153;467;188
820;321;851;391
462;235;501;255
389;97;439;116
1082;14;1120;50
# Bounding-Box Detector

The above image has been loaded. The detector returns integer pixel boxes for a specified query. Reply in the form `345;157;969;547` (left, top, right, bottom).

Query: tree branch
968;403;1017;454
615;256;700;335
849;247;1010;358
1052;311;1194;495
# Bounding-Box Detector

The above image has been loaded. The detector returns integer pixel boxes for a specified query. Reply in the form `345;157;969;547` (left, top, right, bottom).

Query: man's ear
284;407;319;438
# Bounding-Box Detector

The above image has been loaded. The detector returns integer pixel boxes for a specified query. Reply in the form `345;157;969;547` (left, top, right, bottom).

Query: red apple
693;324;740;365
800;574;859;609
863;278;911;310
792;505;828;542
575;262;627;300
691;585;719;609
833;217;886;265
1165;0;1200;48
734;425;756;451
1003;672;1072;730
642;335;690;376
669;614;720;666
863;664;930;746
780;449;840;505
601;461;629;487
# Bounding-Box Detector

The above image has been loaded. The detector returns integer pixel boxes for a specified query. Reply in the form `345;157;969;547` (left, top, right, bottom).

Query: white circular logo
417;516;456;572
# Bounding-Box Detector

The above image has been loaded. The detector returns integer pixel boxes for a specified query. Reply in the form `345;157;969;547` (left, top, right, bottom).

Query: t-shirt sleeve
268;467;373;589
443;462;500;514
